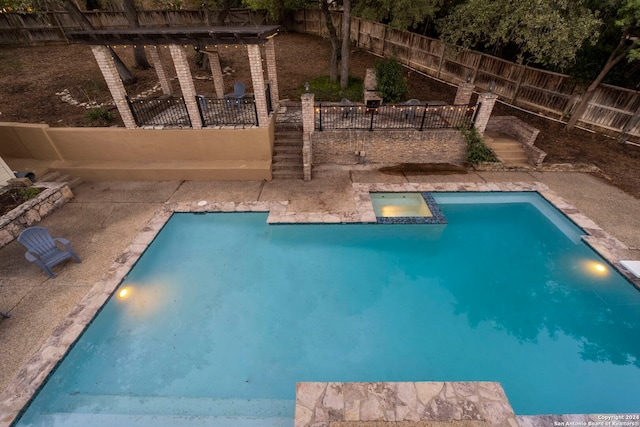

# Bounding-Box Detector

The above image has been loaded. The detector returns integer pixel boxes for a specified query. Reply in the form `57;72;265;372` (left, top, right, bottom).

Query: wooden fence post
511;65;527;104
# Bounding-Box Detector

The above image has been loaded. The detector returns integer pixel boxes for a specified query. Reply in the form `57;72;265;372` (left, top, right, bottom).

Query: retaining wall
0;182;74;249
311;129;465;166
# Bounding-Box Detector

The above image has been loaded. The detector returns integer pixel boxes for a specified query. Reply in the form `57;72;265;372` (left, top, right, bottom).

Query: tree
437;0;602;69
320;0;340;83
353;0;441;30
340;0;350;89
62;0;137;84
566;0;640;129
243;0;350;86
122;0;151;70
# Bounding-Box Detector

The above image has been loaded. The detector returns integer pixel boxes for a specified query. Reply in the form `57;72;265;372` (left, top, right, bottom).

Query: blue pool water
16;193;640;426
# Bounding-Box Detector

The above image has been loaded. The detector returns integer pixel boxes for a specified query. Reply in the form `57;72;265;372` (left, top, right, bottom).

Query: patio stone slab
71;181;183;203
167;180;264;203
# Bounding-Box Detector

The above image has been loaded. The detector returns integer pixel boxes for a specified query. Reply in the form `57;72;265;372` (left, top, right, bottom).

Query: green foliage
353;0;441;30
437;0;602;70
301;76;363;102
0;0;43;13
374;58;408;103
242;0;311;21
616;0;640;62
19;187;41;201
149;0;183;9
85;108;114;124
462;127;498;165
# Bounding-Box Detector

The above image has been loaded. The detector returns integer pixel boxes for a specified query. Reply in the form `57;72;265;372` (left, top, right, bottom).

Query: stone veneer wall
486;116;546;165
311;129;466;165
0;182;74;249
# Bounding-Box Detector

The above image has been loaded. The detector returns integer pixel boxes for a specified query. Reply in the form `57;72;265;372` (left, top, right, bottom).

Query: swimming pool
14;192;640;426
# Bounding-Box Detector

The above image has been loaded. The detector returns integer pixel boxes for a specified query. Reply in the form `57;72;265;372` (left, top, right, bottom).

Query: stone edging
0;183;74;249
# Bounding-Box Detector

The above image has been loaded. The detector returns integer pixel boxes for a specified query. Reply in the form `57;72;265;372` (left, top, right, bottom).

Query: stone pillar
454;82;475;105
301;92;315;181
90;45;137;129
205;50;225;99
247;44;269;127
148;46;173;96
264;38;280;111
363;68;382;105
169;44;203;129
474;92;499;135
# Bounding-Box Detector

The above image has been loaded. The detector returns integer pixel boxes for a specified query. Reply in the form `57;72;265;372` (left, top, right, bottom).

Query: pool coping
1;181;638;426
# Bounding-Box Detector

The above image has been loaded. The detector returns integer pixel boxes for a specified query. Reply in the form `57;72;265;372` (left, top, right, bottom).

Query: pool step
47;395;295;418
22;396;295;426
29;413;292;427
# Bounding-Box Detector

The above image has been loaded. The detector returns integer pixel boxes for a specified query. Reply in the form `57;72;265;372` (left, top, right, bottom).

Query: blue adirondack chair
17;227;81;278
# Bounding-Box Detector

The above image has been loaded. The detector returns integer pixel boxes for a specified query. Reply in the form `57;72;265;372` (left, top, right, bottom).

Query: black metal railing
196;95;259;127
315;102;478;131
265;82;273;114
127;96;191;127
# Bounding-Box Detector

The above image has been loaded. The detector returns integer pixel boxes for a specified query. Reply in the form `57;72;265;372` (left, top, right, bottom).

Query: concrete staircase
38;170;83;189
272;103;304;180
484;131;530;167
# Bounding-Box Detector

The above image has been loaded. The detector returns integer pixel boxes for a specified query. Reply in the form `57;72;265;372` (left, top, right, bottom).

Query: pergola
68;26;281;129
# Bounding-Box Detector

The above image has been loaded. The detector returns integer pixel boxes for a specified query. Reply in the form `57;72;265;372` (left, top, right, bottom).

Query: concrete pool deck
0;169;639;426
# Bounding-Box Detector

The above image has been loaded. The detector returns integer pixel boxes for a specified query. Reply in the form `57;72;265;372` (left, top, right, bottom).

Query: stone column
474;92;499;135
454;82;475;105
148;46;173;96
205;50;225;99
301;92;315;181
90;45;137;129
247;44;269;127
169;44;203;129
264;38;280;111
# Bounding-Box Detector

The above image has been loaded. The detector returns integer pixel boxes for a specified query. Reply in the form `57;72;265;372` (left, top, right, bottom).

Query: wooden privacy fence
292;9;640;141
0;8;267;45
3;8;640;139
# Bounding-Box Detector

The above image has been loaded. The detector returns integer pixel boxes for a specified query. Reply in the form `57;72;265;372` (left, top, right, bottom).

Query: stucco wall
0;156;14;186
311;129;466;166
0;120;275;180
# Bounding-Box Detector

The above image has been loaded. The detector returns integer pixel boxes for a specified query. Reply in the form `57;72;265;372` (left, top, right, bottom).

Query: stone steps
273;106;304;179
484;132;530;167
38;170;83;189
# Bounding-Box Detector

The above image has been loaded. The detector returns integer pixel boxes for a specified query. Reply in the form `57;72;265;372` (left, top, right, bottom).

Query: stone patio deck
1;169;639;426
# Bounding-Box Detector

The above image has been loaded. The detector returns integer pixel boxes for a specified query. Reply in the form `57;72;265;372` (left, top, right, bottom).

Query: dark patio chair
403;99;422;121
17;227;81;278
341;98;357;118
225;82;246;109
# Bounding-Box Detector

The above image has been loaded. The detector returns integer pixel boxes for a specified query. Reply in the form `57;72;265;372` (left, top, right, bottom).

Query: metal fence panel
315;103;476;131
196;95;258;127
127;96;191;127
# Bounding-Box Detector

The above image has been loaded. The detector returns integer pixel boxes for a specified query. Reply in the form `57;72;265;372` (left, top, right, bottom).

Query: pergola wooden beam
72;26;280;129
67;26;280;46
